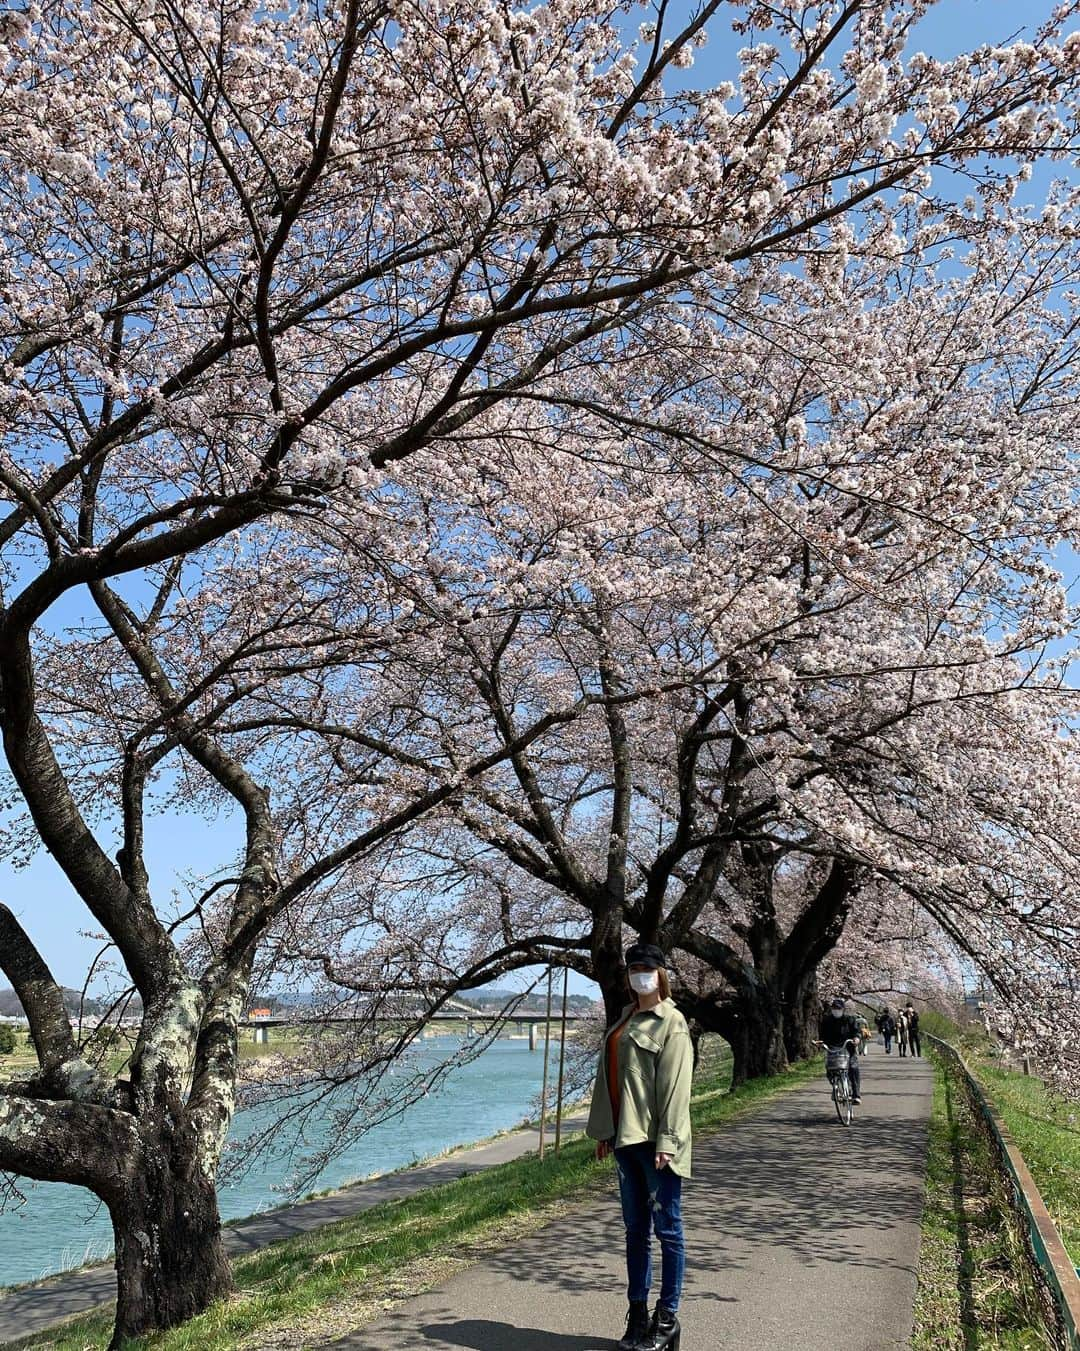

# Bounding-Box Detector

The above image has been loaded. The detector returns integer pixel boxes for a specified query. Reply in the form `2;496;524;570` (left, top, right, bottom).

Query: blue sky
1;1;1067;998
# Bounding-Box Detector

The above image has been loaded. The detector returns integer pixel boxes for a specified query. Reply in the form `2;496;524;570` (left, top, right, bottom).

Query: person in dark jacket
818;997;862;1103
905;1003;922;1057
878;1009;896;1053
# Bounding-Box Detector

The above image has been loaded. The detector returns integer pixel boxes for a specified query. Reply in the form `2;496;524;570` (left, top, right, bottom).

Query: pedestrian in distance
588;942;692;1351
878;1009;896;1053
855;1012;871;1056
896;1010;909;1057
905;1003;922;1057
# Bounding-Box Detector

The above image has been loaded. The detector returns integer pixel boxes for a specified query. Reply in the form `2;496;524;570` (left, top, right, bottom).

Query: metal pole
555;965;569;1155
538;968;554;1160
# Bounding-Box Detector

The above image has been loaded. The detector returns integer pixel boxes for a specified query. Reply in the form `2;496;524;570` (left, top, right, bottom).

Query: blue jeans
614;1142;685;1312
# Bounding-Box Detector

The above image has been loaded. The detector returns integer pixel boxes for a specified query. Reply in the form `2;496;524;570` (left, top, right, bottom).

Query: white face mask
629;970;660;995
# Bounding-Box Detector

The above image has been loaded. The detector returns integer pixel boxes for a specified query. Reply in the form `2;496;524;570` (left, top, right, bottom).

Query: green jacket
586;998;694;1177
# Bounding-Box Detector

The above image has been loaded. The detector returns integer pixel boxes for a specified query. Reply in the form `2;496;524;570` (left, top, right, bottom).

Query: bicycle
821;1038;859;1126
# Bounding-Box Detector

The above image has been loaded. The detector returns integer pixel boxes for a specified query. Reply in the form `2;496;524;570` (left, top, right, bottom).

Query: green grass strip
911;1050;965;1347
919;1010;1080;1270
912;1048;1059;1349
975;1064;1080;1269
19;1050;817;1350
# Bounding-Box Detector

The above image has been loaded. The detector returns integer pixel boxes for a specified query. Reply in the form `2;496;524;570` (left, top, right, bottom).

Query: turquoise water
0;1036;555;1287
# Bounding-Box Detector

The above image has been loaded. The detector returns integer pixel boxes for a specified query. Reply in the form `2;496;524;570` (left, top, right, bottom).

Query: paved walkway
332;1051;935;1351
0;1115;588;1346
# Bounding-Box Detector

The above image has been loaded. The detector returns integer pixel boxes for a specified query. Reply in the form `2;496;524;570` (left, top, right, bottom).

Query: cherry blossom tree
4;0;1080;1341
270;193;1080;1084
817;886;970;1017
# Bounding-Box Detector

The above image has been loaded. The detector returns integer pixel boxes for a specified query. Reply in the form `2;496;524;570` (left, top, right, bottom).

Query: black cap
625;941;667;970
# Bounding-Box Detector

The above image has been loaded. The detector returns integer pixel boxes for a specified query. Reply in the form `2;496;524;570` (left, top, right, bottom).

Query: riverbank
0;1035;556;1287
5;1044;820;1350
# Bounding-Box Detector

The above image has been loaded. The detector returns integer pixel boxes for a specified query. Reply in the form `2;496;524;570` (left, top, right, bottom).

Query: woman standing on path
896;1010;909;1057
905;1004;922;1057
587;942;693;1351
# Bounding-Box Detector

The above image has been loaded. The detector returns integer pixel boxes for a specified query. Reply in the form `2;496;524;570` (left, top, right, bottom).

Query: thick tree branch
0;627;182;1002
0;904;76;1072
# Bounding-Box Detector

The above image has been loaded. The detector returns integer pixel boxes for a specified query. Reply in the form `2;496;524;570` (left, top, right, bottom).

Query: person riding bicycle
818;997;862;1103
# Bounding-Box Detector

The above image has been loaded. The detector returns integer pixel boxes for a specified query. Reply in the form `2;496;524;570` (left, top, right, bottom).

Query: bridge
244;1007;595;1050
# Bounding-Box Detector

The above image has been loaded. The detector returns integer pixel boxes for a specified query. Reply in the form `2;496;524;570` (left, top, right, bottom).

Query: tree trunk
591;906;627;1025
783;968;821;1065
673;984;787;1087
778;858;858;1065
687;1019;703;1071
109;1142;232;1347
723;990;787;1087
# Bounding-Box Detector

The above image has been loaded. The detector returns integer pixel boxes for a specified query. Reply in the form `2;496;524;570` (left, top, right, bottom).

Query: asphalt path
0;1115;588;1347
333;1050;935;1351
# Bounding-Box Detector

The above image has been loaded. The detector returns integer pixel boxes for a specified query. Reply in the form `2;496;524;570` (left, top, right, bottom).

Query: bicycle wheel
833;1073;852;1125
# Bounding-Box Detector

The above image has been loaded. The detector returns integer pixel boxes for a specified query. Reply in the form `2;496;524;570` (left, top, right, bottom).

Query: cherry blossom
3;1;1080;1340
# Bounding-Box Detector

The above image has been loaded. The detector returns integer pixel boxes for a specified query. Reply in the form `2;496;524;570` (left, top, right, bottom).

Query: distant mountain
246;987;601;1017
0;987;117;1018
467;987;600;1014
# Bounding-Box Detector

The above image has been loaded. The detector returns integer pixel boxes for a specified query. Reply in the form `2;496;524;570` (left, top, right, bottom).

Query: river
0;1035;559;1288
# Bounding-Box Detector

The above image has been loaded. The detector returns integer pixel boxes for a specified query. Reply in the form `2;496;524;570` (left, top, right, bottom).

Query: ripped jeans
614;1141;685;1312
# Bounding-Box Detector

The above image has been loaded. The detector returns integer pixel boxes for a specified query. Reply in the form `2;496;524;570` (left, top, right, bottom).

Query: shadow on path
464;1099;932;1303
333;1056;935;1351
419;1318;616;1350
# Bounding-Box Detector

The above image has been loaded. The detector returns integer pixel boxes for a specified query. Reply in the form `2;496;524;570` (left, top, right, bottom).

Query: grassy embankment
0;1026;314;1075
13;1038;818;1351
0;1029;40;1077
911;1010;1078;1349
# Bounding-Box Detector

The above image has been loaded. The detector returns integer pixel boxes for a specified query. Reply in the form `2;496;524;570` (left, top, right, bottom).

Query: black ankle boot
647;1304;681;1350
618;1300;651;1350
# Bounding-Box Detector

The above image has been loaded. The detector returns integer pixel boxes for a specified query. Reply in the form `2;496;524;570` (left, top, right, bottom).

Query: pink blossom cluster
2;7;1080;1293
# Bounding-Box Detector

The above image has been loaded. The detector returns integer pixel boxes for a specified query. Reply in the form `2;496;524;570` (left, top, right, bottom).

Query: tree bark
0;1089;234;1347
721;989;787;1086
109;1138;232;1348
673;983;787;1087
672;857;859;1082
590;903;628;1025
783;967;822;1064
